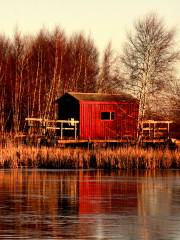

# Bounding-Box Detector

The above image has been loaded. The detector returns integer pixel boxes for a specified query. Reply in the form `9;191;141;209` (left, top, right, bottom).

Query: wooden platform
23;118;176;147
19;135;176;148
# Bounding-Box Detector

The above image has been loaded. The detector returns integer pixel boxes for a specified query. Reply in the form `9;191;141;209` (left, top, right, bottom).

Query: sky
0;0;179;53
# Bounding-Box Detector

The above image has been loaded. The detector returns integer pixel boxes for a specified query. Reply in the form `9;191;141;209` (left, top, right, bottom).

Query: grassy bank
0;143;179;169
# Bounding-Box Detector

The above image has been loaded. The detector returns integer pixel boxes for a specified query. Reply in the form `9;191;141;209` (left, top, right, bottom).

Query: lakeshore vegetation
0;12;179;170
0;143;179;169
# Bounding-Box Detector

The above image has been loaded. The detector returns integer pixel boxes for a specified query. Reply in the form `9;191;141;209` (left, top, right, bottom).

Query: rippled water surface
0;169;180;239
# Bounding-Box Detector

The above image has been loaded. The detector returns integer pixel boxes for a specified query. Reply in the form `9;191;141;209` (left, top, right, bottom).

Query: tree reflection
0;170;179;239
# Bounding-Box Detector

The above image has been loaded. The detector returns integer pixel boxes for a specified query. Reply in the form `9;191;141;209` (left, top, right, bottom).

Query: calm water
0;169;180;240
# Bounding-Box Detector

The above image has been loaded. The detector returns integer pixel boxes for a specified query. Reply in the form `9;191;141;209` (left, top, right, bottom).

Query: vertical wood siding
80;101;139;139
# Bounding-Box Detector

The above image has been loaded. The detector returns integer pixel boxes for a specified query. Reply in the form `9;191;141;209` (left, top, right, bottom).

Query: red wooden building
56;92;139;139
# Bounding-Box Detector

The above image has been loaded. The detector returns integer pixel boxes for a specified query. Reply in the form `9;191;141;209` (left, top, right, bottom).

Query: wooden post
154;122;156;139
44;120;47;135
167;122;170;137
27;119;30;134
61;122;63;139
75;123;77;139
42;119;46;135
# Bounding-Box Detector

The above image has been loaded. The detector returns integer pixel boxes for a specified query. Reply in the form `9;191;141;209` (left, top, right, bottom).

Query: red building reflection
79;171;138;215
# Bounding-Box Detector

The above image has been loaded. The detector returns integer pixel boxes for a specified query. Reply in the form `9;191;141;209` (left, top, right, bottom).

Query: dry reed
0;143;179;169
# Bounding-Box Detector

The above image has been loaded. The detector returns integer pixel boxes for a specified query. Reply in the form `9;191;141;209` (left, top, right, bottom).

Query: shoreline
0;143;179;169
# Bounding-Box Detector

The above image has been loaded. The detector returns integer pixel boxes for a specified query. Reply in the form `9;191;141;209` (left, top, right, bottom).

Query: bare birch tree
12;32;28;132
97;42;124;93
0;36;10;132
169;78;180;121
67;33;99;93
121;13;179;119
44;29;67;119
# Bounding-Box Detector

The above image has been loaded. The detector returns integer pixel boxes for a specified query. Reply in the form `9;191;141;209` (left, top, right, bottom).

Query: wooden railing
25;118;79;139
139;120;173;139
25;118;174;143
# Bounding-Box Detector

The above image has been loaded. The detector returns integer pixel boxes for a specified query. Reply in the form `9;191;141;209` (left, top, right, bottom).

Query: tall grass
0;143;179;169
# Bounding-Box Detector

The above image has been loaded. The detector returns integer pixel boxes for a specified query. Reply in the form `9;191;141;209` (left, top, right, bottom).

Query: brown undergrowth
0;143;179;169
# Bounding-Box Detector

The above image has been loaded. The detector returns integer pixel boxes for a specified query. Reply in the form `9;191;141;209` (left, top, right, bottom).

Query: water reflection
0;170;180;239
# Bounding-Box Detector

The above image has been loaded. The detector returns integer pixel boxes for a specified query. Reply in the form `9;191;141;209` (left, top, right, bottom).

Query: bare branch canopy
121;13;180;119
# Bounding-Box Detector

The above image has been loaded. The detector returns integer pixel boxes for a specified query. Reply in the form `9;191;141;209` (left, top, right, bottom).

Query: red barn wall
80;101;139;139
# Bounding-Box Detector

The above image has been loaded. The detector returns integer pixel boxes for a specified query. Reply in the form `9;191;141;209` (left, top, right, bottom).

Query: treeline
0;13;179;134
0;27;123;133
0;29;101;132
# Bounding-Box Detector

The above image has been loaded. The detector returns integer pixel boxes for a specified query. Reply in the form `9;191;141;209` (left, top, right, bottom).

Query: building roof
63;92;137;102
